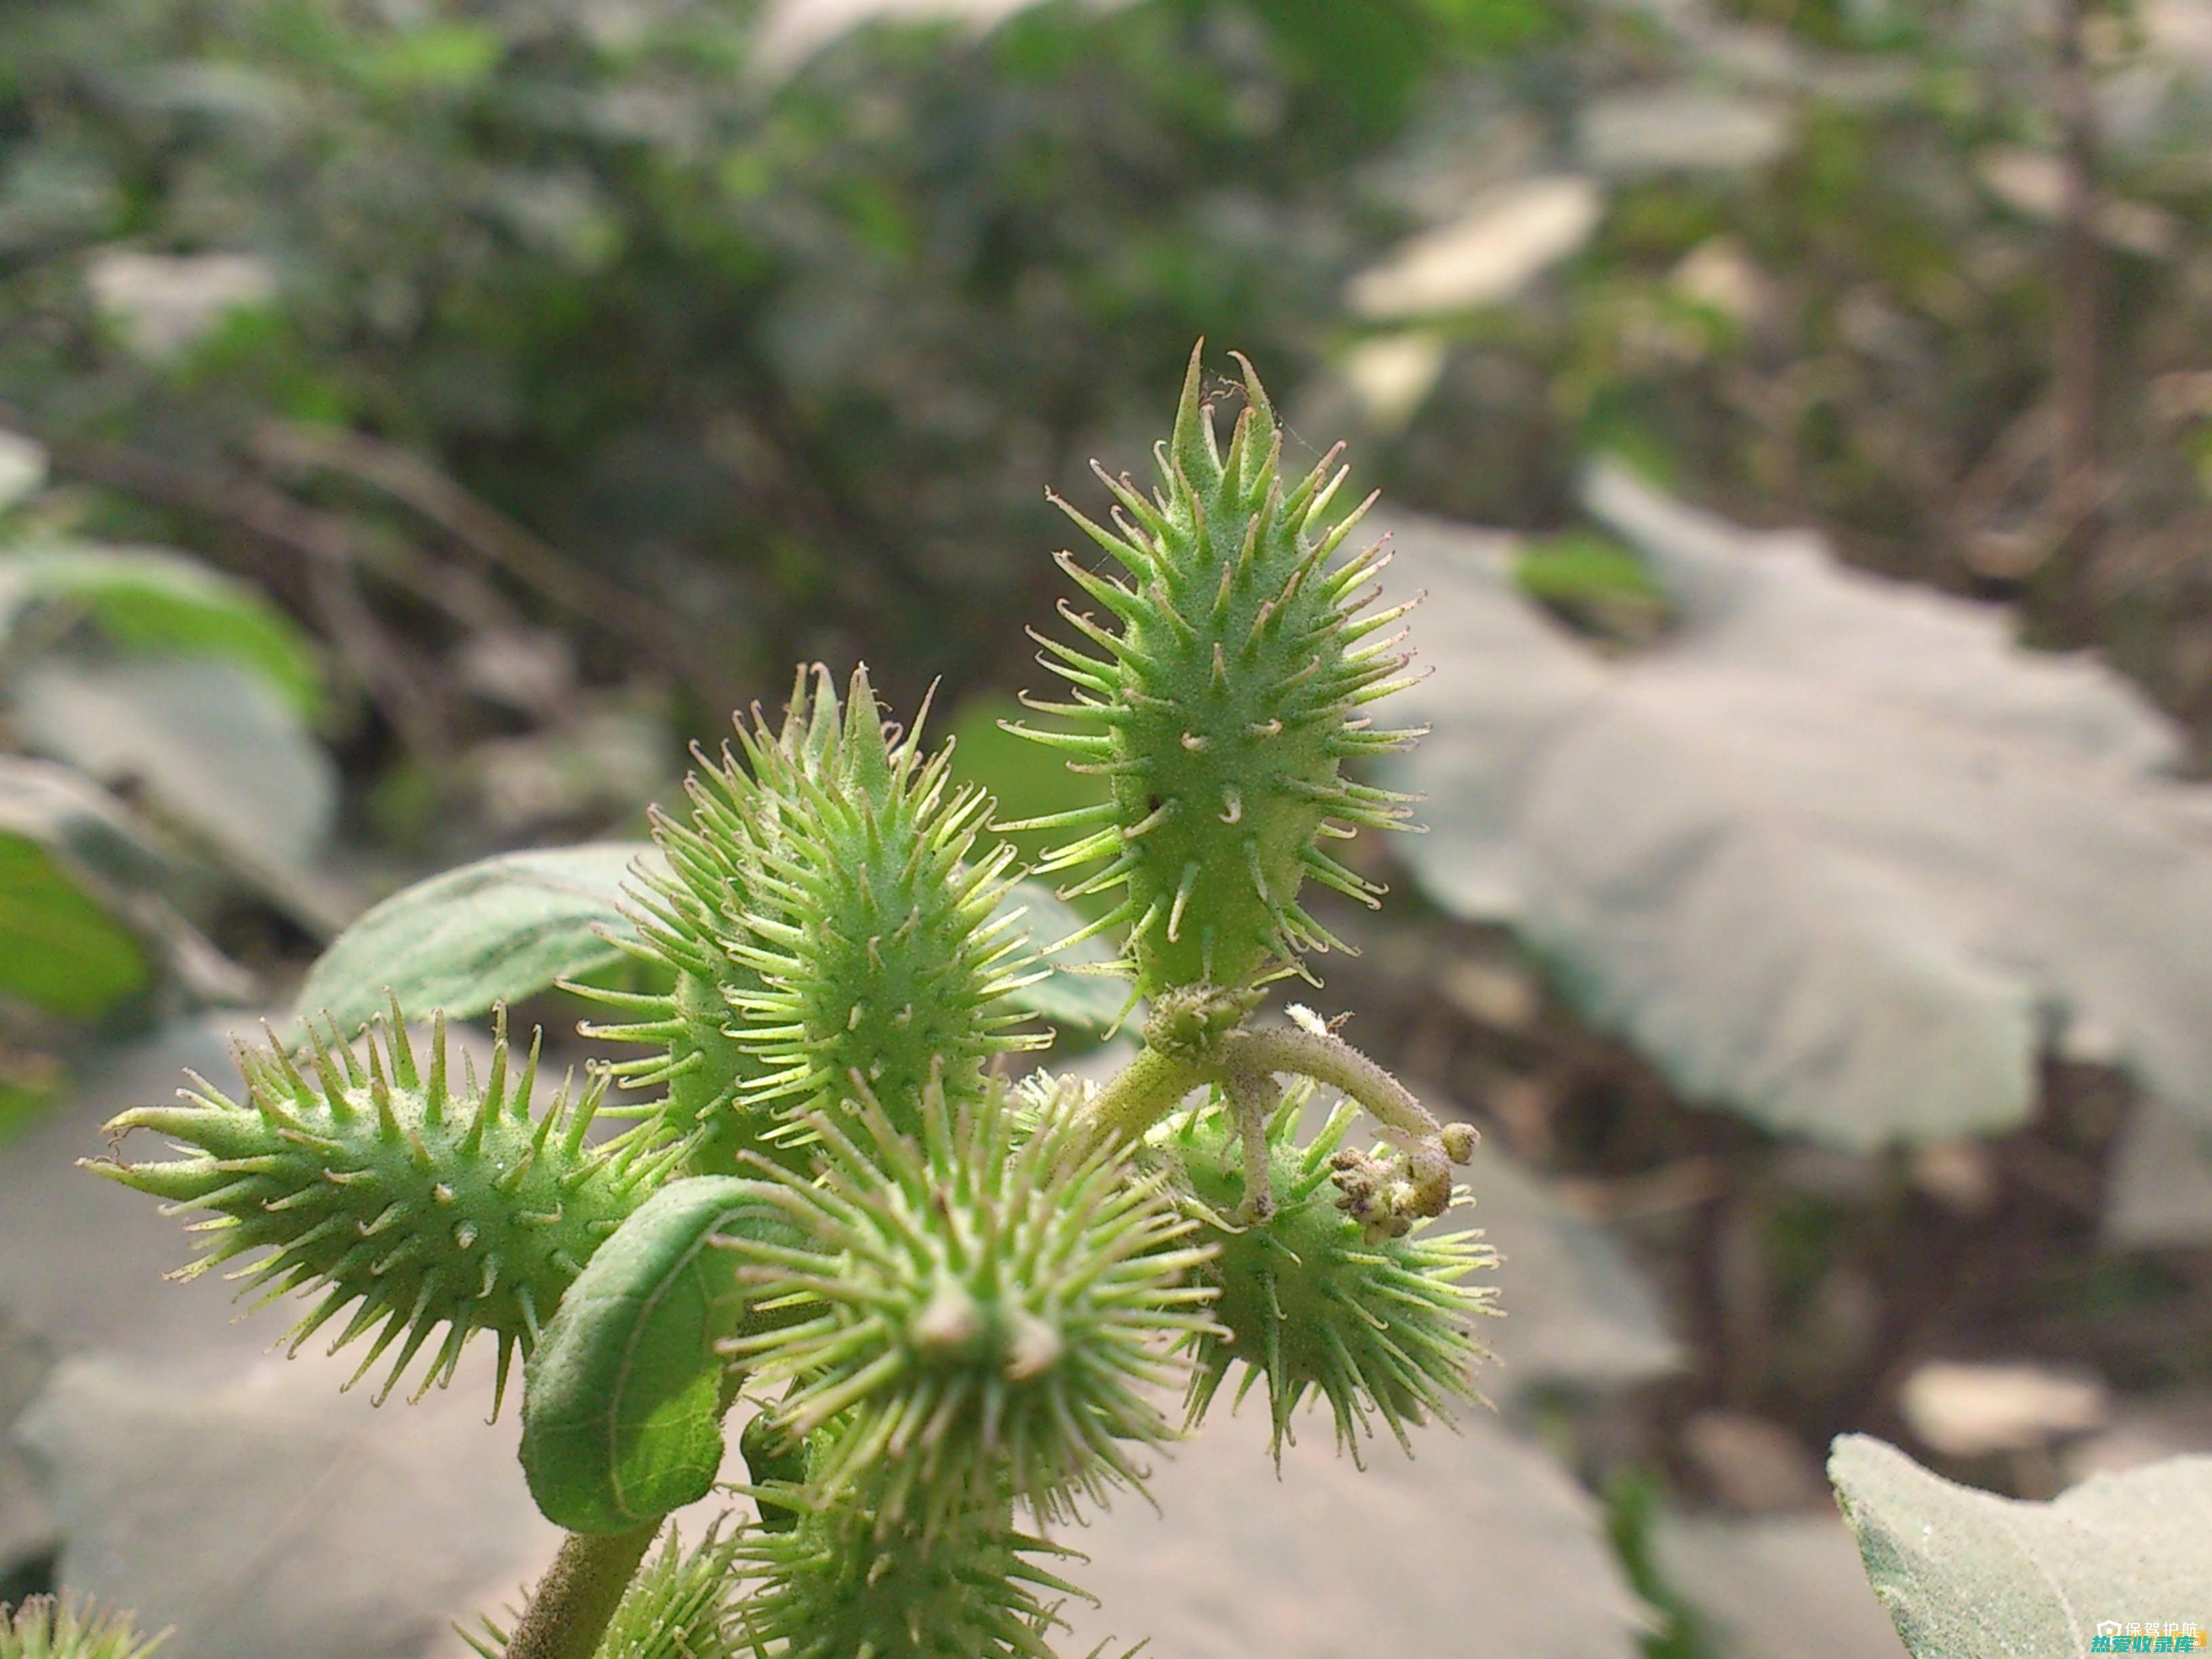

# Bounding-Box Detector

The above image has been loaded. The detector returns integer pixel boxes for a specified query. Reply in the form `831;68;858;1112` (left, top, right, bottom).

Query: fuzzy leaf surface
296;843;653;1031
1828;1435;2212;1657
1393;465;2212;1148
520;1176;792;1535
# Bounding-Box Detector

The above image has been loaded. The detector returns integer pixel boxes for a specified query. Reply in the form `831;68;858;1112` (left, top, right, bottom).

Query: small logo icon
2091;1620;2207;1652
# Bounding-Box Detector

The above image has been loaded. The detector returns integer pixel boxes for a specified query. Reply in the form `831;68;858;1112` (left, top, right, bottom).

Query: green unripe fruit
724;1077;1216;1536
591;665;1044;1158
1010;346;1425;996
87;1008;670;1408
735;1495;1084;1659
1;1596;164;1659
721;664;1042;1137
581;665;831;1176
1160;1087;1497;1459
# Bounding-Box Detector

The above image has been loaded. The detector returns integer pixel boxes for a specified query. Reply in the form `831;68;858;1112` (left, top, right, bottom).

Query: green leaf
0;544;323;720
295;843;653;1031
1828;1435;2212;1658
0;834;146;1020
0;759;161;1021
519;1176;796;1536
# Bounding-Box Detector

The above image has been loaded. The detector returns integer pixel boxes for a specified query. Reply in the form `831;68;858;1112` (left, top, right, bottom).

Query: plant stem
1218;1025;1440;1147
1073;1018;1444;1166
504;1524;659;1659
1072;1043;1207;1154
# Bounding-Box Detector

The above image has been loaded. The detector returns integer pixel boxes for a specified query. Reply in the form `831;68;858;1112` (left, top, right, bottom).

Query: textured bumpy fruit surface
580;665;834;1175
1161;1086;1496;1456
1012;347;1424;996
726;1078;1216;1534
590;665;1042;1162
720;665;1042;1136
735;1487;1082;1659
87;1009;668;1406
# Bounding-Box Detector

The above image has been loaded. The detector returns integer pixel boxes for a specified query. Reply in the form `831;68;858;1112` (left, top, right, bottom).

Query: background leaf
0;545;324;721
0;759;165;1021
295;846;1124;1040
1828;1435;2212;1656
991;880;1130;1036
12;657;335;879
294;843;651;1031
1391;470;2212;1148
1059;1389;1651;1659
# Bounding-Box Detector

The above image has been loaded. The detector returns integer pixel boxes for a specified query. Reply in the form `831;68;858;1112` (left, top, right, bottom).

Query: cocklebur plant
81;346;1496;1659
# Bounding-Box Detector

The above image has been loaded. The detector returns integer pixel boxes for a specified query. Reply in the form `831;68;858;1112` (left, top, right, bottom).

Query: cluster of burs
92;352;1497;1659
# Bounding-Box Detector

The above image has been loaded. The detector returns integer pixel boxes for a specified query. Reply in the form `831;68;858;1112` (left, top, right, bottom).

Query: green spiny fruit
466;1525;744;1659
1008;345;1425;996
716;663;1044;1136
580;665;840;1176
0;1597;164;1659
1160;1086;1497;1460
86;1006;673;1408
723;1075;1216;1535
735;1492;1083;1659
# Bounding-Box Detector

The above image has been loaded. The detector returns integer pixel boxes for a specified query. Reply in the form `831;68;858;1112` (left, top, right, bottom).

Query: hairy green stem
1073;1042;1208;1154
1222;1067;1278;1221
1219;1026;1441;1147
504;1523;659;1659
1074;1021;1441;1160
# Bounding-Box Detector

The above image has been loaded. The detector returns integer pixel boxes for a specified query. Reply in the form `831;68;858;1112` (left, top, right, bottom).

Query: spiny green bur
586;664;1040;1161
1;1596;165;1659
581;666;840;1176
1011;346;1425;995
735;1491;1082;1659
726;1079;1215;1536
721;665;1042;1136
87;1008;667;1406
1162;1088;1497;1458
